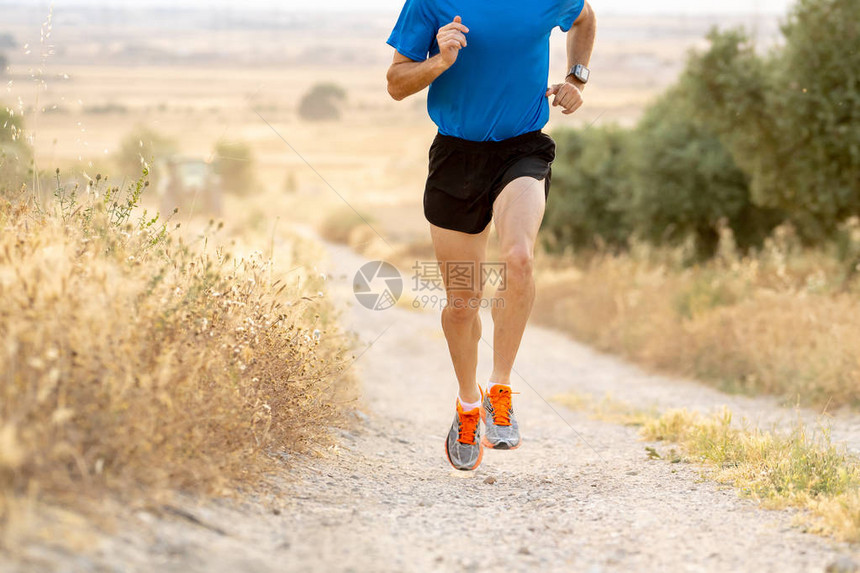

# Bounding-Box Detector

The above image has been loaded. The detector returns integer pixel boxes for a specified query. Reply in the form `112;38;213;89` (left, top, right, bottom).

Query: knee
502;246;534;282
443;292;482;323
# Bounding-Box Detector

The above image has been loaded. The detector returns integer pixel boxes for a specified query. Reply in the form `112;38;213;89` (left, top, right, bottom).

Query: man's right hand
386;16;468;100
437;16;469;68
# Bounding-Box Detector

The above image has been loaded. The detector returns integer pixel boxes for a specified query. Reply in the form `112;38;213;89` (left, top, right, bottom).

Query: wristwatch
567;64;590;84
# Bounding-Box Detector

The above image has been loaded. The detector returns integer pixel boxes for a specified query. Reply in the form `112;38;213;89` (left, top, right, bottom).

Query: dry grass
534;225;860;408
318;206;377;245
554;391;860;541
554;392;659;427
0;174;353;541
641;408;860;541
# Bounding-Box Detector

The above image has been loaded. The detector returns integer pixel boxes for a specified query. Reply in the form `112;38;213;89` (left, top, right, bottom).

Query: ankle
488;379;511;391
458;384;482;405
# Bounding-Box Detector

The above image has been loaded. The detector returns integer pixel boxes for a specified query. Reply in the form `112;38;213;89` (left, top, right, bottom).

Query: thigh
429;223;491;297
424;136;494;235
492;176;547;253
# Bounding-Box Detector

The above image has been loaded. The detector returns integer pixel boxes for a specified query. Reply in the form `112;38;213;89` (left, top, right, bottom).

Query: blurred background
2;0;785;239
3;0;859;407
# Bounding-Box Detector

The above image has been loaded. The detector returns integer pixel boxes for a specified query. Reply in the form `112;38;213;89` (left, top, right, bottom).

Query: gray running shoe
482;384;521;450
445;400;483;471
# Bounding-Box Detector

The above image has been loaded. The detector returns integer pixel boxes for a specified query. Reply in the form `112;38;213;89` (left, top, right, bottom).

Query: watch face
579;67;590;81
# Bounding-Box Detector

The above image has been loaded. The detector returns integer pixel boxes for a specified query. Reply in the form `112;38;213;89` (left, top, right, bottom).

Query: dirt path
272;240;857;572
7;235;860;572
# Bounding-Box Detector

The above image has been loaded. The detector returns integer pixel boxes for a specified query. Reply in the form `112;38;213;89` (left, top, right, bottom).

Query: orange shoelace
488;385;517;426
457;404;481;444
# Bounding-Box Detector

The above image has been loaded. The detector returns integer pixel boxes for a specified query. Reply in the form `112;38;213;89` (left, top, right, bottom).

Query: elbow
386;68;406;101
387;83;405;101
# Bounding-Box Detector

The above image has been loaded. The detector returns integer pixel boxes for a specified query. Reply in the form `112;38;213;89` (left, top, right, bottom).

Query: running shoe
481;383;521;450
445;399;484;471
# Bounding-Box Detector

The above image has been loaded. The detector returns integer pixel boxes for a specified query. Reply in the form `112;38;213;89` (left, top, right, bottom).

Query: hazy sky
61;0;794;15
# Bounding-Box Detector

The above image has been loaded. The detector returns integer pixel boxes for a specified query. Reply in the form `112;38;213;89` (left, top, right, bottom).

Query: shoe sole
444;439;484;471
480;408;522;450
480;435;521;450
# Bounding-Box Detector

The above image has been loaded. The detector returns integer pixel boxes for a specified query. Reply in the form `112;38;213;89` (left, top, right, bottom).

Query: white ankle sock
458;396;482;411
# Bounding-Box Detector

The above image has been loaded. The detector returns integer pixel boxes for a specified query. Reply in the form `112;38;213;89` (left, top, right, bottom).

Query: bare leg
429;223;491;403
489;177;547;385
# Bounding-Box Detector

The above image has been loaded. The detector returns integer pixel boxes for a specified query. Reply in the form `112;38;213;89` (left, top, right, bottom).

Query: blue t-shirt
386;0;584;142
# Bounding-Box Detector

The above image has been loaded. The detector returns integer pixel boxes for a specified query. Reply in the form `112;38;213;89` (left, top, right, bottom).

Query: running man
386;0;596;470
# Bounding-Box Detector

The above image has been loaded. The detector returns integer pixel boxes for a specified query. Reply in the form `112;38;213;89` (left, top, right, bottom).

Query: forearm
387;55;450;101
565;3;596;88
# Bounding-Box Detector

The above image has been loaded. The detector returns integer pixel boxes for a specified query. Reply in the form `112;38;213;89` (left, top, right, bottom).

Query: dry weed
0;174;353;538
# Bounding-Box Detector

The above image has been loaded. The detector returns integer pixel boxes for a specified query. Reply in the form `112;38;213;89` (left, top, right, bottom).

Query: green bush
298;83;347;122
684;0;860;241
545;94;778;259
114;126;177;181
542;126;632;252
629;87;779;259
546;0;860;259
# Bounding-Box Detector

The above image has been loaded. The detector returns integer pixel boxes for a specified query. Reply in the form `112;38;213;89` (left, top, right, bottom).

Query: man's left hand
546;80;584;115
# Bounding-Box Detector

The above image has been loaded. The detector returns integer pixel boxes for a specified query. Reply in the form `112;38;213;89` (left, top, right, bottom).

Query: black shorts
424;130;556;234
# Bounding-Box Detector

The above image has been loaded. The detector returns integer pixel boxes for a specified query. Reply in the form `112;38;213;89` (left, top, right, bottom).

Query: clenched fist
437;16;469;68
546;81;584;115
